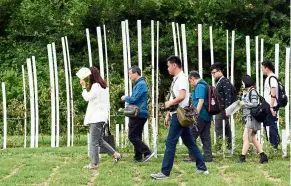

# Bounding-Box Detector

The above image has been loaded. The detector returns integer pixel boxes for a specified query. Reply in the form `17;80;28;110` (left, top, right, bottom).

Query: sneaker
83;163;98;169
114;153;122;164
237;155;246;163
259;153;268;164
151;172;169;180
143;152;155;162
195;169;209;175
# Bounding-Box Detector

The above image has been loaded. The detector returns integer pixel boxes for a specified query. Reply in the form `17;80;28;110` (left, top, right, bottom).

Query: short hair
261;60;274;72
129;65;141;76
242;75;254;88
189;71;200;79
210;62;226;72
167;55;182;68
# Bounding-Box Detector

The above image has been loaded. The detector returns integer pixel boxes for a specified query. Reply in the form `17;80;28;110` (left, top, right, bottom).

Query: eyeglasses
211;70;219;75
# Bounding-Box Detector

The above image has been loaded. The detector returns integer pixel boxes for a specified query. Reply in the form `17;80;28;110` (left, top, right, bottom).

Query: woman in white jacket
81;66;121;169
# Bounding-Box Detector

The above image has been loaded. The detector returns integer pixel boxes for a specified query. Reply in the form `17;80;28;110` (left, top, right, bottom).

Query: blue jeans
263;112;280;148
161;114;207;176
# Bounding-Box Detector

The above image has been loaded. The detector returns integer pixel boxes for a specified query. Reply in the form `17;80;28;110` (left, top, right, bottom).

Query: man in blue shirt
185;71;213;162
121;65;155;163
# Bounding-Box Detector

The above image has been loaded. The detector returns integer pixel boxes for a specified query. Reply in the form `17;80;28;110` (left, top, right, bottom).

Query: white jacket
82;83;110;125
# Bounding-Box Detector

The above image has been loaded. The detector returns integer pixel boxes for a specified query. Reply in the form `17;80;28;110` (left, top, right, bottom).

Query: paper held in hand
76;67;91;80
225;100;242;116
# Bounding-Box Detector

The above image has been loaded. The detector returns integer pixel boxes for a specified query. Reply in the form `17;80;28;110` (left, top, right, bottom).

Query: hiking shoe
143;152;155;162
259;153;268;164
151;172;169;180
83;163;98;169
132;159;143;163
183;157;196;162
237;155;246;163
114;153;122;164
195;169;209;175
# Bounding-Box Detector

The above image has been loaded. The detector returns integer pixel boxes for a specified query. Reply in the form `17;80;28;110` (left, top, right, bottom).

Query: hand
80;80;86;88
270;107;276;117
239;101;246;107
121;95;126;101
165;101;172;108
164;114;170;128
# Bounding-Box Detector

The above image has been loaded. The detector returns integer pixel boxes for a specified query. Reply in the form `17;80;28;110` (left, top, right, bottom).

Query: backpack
269;76;288;110
248;88;271;123
197;81;222;115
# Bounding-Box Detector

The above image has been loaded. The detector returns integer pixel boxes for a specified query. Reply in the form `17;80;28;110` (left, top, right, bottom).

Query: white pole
103;25;110;127
2;82;7;149
48;44;56;147
86;28;93;67
116;124;119;148
255;36;260;94
210;26;215;86
31;56;39;148
151;20;155;149
246;36;251;75
230;31;235;155
61;37;71;147
181;24;188;75
155;21;159;139
285;48;290;135
261;123;264;149
230;30;235;84
96;27;105;78
52;43;60;147
222;120;225;158
172;22;178;56
144;120;149;146
275;44;279;77
121;124;124;149
266;126;270;140
152;118;157;157
210;26;216;144
282;130;287;157
122;21;129;132
137;20;143;75
275;44;280;131
125;20;132;96
226;30;229;78
22;65;27;148
27;58;35;148
260;39;264;96
198;24;203;78
176;23;182;61
65;37;74;146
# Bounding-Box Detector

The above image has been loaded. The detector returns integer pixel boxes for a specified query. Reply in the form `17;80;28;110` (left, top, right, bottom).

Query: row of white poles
1;21;290;154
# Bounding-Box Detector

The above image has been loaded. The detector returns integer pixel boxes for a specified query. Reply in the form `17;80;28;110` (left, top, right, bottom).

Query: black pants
128;117;151;160
214;111;232;150
190;117;212;161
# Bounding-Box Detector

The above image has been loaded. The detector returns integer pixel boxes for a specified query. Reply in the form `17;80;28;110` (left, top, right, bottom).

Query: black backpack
249;89;271;123
197;81;222;115
269;76;288;110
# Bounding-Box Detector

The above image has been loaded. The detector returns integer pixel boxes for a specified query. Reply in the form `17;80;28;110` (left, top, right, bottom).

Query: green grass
0;123;290;185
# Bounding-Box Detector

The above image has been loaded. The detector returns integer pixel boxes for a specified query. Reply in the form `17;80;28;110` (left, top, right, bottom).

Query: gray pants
214;111;232;150
90;122;115;165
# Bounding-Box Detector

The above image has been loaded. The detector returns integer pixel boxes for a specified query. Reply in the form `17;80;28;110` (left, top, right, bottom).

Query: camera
159;105;178;112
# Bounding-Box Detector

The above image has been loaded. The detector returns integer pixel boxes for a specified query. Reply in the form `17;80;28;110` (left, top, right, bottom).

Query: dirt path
2;164;25;180
263;171;281;184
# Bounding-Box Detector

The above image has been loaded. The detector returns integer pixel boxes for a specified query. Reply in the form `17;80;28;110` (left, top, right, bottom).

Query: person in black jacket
210;62;237;155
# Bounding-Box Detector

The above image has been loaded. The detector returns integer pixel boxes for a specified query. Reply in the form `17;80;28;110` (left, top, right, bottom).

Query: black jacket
215;77;237;110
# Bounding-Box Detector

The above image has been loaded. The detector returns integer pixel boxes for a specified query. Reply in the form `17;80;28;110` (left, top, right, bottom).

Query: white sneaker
83;163;98;169
195;169;209;175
